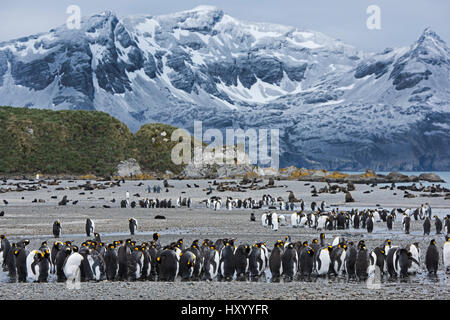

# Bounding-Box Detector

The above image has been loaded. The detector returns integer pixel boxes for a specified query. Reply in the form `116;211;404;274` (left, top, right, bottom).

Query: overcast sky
1;0;449;52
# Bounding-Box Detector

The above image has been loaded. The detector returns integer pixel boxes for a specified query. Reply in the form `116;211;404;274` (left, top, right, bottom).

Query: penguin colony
0;231;449;283
259;203;449;237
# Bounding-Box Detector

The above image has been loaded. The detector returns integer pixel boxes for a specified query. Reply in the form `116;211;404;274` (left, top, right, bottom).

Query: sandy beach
0;178;449;300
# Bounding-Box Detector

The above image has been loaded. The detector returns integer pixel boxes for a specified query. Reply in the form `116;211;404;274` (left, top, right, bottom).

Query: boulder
116;158;142;177
418;173;445;182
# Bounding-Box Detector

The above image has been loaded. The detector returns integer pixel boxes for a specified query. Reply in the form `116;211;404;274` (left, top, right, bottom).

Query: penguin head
312;239;318;244
446;236;450;242
72;246;79;252
0;234;6;240
153;233;160;241
13;249;20;256
302;241;308;247
430;239;436;246
108;243;116;249
327;245;333;251
307;249;315;256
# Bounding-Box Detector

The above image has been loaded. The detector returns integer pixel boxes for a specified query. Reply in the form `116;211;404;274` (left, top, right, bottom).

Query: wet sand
0;179;449;300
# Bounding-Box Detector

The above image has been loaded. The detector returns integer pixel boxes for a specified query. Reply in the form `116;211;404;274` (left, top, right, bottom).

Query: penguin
63;251;84;284
14;247;27;282
386;248;419;278
423;217;431;236
179;250;196;281
234;244;251;281
219;240;236;281
157;248;179;282
344;242;357;278
406;243;421;274
261;213;269;227
129;218;138;235
89;248;106;281
355;244;373;281
50;241;63;274
53;220;62;238
26;250;42;282
104;243;118;281
402;214;411;234
94;233;101;242
152;233;161;250
269;241;284;282
38;249;51;283
310;238;320;253
372;246;387;275
85;218;95;237
203;245;220;281
434;216;442;235
298;245;315;279
271;212;279;231
353;213;360;229
330;243;347;276
444;217;450;235
128;246;144;281
117;240;131;281
366;214;374;233
249;242;268;281
331;236;345;247
425;239;439;275
0;234;11;271
139;243;152;281
444;235;450;273
386;215;394;231
55;246;71;282
250;213;256;222
316;215;329;230
183;240;202;281
314;246;332;276
281;243;298;282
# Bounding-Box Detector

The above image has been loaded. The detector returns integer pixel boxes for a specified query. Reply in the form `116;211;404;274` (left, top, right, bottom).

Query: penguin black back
234;244;251;281
269;241;284;282
423;217;431;235
425;239;439;274
14;247;27;282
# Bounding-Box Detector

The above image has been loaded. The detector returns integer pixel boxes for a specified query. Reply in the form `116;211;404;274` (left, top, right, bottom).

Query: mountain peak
188;5;222;13
415;27;447;48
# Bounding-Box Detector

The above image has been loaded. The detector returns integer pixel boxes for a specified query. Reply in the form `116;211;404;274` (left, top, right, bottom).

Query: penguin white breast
443;242;450;268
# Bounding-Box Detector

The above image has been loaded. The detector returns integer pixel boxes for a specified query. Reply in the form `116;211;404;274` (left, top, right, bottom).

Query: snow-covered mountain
0;6;449;170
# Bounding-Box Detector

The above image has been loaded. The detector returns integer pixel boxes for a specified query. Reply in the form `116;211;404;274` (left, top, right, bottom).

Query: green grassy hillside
0;106;190;176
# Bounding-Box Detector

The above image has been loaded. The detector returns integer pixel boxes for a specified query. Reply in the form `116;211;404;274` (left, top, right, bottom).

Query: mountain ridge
0;7;449;170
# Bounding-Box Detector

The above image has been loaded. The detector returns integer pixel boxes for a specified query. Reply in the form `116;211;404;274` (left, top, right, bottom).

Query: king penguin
53;220;62;238
425;239;439;275
444;236;450;273
129;218;138;235
85;218;95;237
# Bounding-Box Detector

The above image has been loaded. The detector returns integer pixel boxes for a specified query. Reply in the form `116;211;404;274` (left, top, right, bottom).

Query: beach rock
116;158;142;177
418;173;445;182
386;171;410;182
